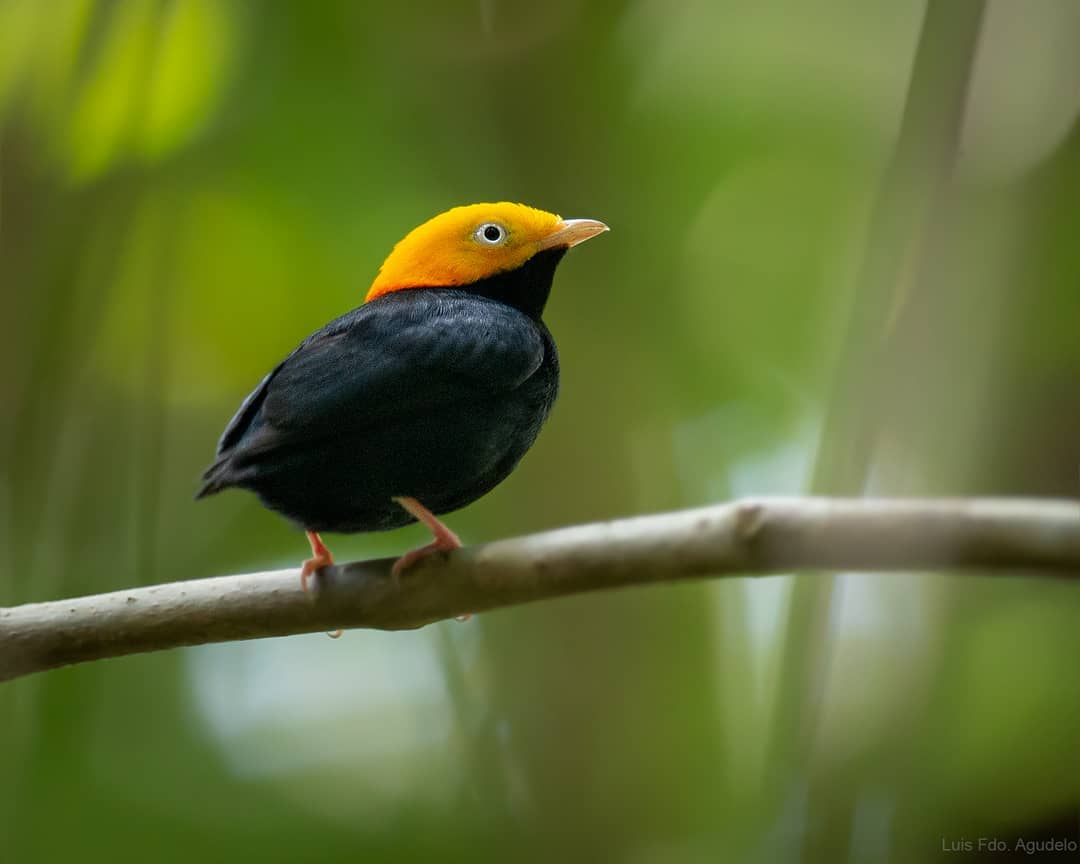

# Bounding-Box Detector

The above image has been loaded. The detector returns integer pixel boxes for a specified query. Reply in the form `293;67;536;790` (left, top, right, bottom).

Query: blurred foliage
2;1;1080;862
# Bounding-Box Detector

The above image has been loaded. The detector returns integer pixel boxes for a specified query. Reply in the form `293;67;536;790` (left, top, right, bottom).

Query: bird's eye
475;223;507;246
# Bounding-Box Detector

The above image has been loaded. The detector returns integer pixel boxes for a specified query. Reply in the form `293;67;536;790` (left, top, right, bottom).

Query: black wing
197;290;545;494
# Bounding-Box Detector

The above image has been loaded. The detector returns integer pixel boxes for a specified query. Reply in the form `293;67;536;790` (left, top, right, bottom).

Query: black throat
459;247;568;320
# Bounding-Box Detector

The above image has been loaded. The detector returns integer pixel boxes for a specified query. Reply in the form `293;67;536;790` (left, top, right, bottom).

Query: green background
3;1;1080;861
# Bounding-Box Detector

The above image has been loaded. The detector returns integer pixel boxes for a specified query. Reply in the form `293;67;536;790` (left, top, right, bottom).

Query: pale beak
537;218;610;251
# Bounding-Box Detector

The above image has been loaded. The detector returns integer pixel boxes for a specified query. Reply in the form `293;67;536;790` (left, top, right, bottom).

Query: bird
196;202;608;590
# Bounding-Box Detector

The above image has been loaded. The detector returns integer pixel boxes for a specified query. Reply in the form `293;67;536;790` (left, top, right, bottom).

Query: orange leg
300;530;335;593
392;497;469;621
391;496;462;576
300;531;343;638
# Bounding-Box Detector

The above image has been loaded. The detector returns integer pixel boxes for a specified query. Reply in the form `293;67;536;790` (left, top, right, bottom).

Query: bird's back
199;289;558;533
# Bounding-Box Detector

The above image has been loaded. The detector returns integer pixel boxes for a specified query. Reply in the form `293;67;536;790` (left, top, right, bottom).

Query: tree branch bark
2;497;1078;683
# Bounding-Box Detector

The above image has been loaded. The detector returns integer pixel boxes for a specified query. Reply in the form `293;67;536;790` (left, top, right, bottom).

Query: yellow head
367;202;608;301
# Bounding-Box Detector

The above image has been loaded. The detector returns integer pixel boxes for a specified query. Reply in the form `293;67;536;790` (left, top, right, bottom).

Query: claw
299;531;343;637
390;497;470;623
390;496;462;576
390;537;460;578
300;530;335;593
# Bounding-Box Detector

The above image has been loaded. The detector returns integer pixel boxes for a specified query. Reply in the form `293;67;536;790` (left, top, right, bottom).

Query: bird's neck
459;247;568;320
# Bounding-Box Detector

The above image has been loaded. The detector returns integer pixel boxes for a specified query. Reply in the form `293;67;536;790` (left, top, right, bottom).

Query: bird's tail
194;455;235;500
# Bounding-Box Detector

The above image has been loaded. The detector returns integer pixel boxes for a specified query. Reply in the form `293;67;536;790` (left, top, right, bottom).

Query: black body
196;248;567;533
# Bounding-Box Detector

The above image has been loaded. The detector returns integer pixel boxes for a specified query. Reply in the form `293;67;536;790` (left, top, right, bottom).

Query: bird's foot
300;530;335;593
391;536;462;576
390;497;469;621
300;531;343;637
390;501;461;578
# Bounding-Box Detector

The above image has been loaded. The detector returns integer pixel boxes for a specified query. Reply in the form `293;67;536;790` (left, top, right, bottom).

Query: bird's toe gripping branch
391;496;469;621
390;496;463;577
302;501;467;631
300;531;343;638
300;530;335;594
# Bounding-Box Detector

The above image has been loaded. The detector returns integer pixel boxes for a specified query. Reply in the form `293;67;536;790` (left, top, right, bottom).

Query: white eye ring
475;222;507;246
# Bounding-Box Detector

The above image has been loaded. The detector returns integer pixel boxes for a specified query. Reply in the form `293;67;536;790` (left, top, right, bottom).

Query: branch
2;497;1078;682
